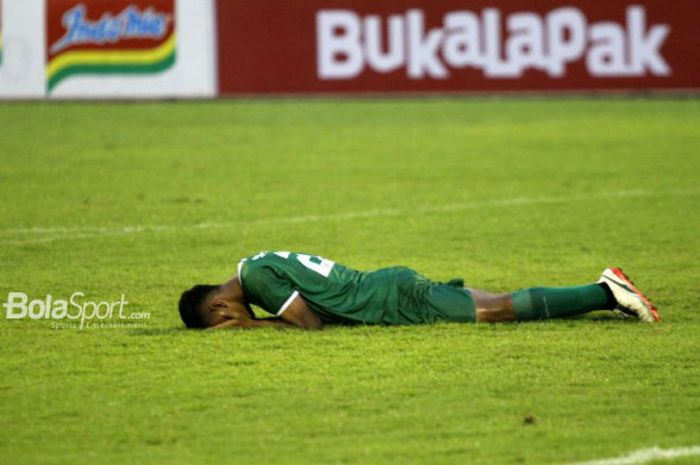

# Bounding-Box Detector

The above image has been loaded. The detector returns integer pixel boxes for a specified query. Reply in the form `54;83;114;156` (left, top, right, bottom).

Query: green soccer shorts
393;267;476;324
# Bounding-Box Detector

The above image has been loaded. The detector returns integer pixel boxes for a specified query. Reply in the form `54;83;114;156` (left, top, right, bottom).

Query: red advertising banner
46;0;176;93
216;0;700;94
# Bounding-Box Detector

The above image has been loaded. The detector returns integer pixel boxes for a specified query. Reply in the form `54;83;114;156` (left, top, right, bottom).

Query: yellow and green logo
46;1;176;92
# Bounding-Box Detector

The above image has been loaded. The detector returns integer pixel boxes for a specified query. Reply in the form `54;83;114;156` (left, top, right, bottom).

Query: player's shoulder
241;251;294;265
238;251;294;277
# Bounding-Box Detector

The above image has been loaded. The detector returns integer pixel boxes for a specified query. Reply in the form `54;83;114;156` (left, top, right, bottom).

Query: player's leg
470;283;616;322
469;290;516;322
471;267;659;322
409;280;613;324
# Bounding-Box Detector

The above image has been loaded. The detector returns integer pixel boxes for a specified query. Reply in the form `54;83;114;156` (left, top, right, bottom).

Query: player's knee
474;294;510;311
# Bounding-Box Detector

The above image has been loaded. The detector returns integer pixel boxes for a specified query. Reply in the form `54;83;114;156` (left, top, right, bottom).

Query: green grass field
1;99;699;465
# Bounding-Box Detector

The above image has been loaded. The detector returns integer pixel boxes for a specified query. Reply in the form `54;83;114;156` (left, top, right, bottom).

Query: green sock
512;284;614;321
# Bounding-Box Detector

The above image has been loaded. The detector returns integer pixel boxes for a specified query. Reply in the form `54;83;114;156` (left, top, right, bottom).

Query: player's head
178;284;221;329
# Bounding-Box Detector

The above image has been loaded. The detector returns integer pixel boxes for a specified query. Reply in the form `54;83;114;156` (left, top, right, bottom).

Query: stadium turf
0;98;698;465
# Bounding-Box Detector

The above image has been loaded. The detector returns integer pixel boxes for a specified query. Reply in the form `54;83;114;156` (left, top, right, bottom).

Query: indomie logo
46;0;176;92
51;4;171;53
317;6;671;80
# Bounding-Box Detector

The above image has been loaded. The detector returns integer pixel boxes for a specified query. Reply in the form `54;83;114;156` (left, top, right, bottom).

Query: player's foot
599;268;660;322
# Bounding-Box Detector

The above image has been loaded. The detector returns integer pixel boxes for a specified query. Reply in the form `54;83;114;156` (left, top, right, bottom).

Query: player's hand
207;318;246;330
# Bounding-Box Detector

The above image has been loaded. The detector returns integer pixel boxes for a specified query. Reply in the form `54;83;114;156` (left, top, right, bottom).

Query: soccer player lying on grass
178;251;659;330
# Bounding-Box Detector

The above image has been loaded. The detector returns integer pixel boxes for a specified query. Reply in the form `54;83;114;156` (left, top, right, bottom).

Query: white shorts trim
277;291;300;316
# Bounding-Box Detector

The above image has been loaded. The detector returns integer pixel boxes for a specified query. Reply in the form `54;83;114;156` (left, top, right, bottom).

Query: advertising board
216;0;700;94
0;0;215;99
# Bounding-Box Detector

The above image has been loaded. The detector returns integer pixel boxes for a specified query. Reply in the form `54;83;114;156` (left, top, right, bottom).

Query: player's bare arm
208;296;321;330
279;295;323;329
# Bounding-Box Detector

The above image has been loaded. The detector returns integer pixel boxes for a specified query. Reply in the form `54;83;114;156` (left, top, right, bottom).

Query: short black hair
178;284;220;329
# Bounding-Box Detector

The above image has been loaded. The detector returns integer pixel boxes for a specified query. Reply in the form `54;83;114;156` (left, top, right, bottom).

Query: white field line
564;445;700;465
1;188;697;246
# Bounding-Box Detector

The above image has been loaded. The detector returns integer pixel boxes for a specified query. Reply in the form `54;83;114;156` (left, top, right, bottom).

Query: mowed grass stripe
1;188;698;245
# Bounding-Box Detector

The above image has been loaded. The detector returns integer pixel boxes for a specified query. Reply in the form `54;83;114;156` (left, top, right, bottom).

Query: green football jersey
238;251;399;325
237;251;476;325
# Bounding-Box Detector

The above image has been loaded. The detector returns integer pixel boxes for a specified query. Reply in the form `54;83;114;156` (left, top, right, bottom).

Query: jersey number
268;251;335;277
296;254;335;277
